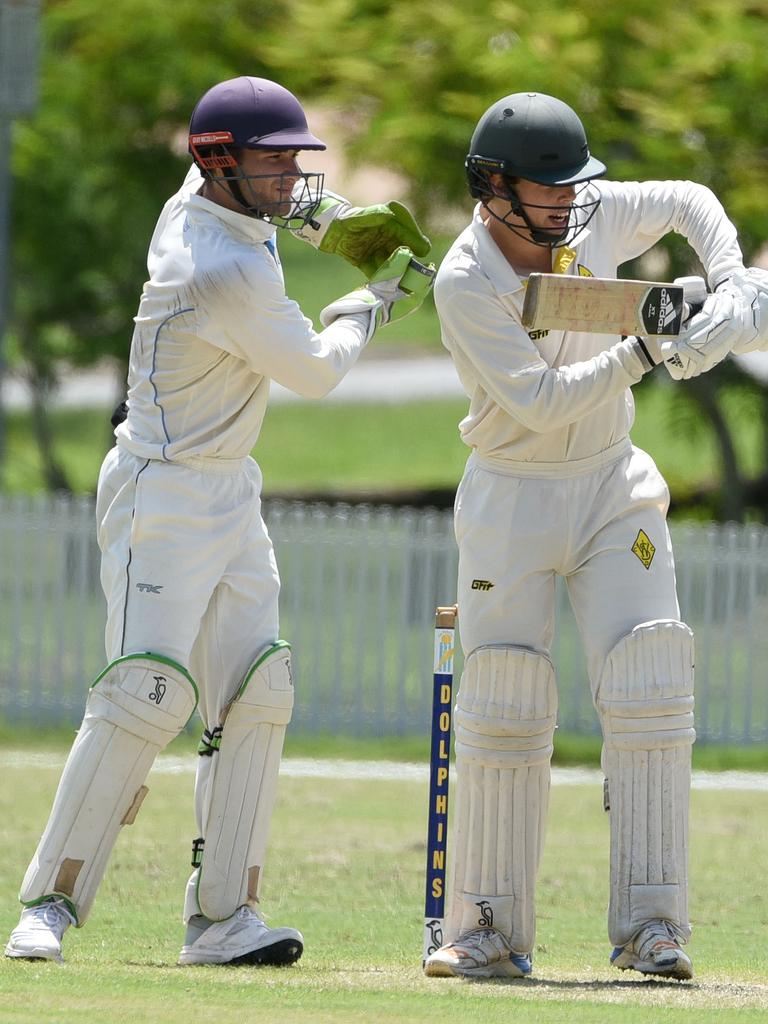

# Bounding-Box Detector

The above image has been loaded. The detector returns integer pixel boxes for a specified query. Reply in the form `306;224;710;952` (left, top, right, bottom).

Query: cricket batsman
423;91;760;981
5;75;433;967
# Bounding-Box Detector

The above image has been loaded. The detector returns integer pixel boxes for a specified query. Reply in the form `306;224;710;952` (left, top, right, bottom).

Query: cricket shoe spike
5;897;75;963
178;904;303;966
423;927;532;979
610;920;693;980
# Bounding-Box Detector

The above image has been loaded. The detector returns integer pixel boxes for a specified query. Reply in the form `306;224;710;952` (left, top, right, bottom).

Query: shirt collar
468;201;593;293
469;205;525;296
181;164;278;247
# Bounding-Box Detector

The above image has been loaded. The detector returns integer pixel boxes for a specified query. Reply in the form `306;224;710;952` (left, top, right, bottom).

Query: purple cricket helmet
189;76;326;169
187;77;326;225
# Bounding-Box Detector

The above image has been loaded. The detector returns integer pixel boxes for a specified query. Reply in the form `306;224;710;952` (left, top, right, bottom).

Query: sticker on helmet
189;131;238;170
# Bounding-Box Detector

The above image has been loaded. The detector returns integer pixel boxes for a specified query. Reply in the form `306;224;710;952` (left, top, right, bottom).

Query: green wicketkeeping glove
320;247;436;333
291;191;431;277
367;247;436;324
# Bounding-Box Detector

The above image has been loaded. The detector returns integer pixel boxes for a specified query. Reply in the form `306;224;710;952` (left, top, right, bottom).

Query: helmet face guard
466;155;601;247
189;130;324;227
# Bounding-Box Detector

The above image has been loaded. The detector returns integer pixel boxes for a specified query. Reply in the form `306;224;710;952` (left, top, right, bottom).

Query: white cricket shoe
611;920;693;980
423;927;532;979
178;905;303;966
5;898;75;963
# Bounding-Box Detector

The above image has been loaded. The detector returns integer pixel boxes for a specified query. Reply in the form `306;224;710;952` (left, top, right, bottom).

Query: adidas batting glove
660;276;758;380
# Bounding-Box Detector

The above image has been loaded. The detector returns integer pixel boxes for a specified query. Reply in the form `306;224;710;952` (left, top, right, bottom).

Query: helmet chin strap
225;176;256;215
483;197;569;249
507;186;569;246
483;180;569;248
226;164;282;220
202;165;265;219
208;162;322;226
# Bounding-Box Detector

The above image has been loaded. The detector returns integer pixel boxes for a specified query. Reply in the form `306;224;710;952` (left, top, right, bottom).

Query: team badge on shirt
524;252;593;338
631;529;656;569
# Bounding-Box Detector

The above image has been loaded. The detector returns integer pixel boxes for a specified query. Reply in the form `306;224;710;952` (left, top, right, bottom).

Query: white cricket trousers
454;443;681;685
96;445;281;733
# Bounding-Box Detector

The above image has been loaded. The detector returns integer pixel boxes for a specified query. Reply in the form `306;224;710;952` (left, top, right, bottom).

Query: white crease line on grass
3;752;768;790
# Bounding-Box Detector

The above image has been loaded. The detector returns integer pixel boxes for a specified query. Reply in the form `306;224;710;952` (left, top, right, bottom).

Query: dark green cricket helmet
466;92;606;194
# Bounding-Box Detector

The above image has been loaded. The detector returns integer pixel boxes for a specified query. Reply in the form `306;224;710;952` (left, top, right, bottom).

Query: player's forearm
269;314;372;400
604;180;744;289
459;337;646;434
679;191;744;290
655;182;744;289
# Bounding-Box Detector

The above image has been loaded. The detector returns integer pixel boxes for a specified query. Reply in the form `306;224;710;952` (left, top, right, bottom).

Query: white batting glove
730;267;768;354
659;276;759;380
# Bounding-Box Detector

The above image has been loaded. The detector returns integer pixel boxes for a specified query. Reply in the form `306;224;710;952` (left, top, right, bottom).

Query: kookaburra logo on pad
476;900;494;927
425;919;443;954
149;677;167;704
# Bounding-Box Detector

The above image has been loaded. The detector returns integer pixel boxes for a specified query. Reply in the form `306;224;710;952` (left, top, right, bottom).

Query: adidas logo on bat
657;288;679;332
640;286;683;336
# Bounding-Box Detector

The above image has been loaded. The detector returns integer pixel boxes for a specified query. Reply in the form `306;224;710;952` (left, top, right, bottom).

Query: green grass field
3;378;764;503
1;747;766;1023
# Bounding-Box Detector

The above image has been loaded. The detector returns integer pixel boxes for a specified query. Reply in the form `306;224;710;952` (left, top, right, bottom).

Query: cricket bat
521;274;707;336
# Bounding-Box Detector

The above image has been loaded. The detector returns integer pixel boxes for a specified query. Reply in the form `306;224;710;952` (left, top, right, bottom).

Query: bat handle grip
683;301;704;322
678;275;707;325
684;299;708;323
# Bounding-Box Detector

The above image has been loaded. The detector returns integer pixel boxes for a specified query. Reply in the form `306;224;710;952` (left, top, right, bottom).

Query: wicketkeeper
5;76;434;967
423;91;759;982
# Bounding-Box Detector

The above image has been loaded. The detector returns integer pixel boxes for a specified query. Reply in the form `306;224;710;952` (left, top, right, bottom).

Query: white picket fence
1;495;768;744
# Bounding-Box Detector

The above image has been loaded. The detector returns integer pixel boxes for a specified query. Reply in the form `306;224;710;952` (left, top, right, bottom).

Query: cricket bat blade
521;274;687;336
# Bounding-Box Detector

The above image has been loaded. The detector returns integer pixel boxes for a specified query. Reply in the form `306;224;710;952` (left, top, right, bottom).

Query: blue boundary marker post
423;603;458;964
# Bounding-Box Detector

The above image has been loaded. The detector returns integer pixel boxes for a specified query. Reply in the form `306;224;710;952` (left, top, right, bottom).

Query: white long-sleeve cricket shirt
116;167;370;464
436;180;745;472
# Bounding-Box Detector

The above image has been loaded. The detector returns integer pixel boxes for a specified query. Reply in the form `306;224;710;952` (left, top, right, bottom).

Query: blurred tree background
5;0;768;516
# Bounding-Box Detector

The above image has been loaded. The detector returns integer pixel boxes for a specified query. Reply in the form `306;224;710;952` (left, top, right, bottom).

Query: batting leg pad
193;642;294;922
19;655;198;924
597;620;695;948
447;646;557;954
